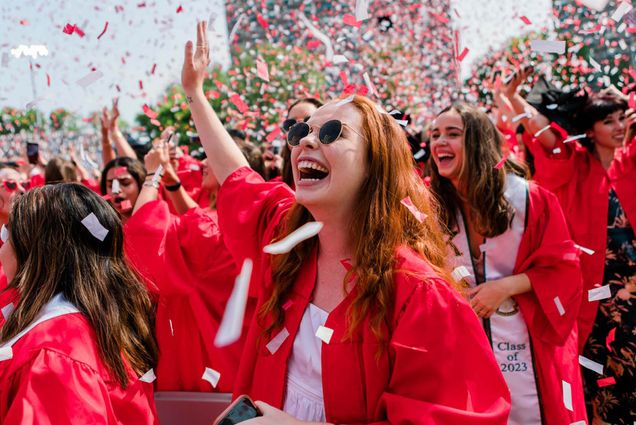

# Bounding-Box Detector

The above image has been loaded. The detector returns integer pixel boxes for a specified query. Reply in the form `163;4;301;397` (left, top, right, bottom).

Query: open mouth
113;195;125;205
436;152;455;164
297;160;329;182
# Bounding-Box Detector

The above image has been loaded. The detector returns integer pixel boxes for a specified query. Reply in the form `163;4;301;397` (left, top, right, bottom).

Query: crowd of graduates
0;17;634;425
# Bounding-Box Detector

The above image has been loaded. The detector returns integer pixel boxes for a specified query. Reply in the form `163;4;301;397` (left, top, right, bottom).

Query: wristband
165;181;182;192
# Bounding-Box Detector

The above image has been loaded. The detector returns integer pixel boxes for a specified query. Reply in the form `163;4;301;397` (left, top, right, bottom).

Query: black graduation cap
526;76;588;135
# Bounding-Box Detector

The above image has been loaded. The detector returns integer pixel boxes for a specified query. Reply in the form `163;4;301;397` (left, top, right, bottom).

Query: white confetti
201;367;221;388
355;0;371;21
578;355;604;375
332;54;349;64
76;70;104;88
534;125;552;137
589;56;602;72
315;325;334;344
554;296;565;316
610;1;633;22
588;285;612;302
569;421;587;425
111;179;121;194
81;213;109;242
563;134;587;143
298;12;334;61
266;328;289;355
139;369;156;383
552;148;562;154
214;259;253;347
575;244;595;256
0;224;8;243
511;112;531;123
335;95;355;106
579;0;610;11
152;164;164;187
413;149;426;160
362;72;377;96
264;222;323;255
228;13;245;43
562;380;573;411
530;40;566;54
1;303;14;321
451;266;471;281
546;104;559;110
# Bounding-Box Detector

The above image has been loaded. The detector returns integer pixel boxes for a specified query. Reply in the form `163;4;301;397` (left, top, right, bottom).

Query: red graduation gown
125;201;250;392
526;134;636;350
512;183;586;424
217;167;511;424
0;313;158;424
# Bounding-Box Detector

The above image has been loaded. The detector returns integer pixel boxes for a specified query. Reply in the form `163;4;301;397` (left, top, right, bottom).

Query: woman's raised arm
181;21;248;185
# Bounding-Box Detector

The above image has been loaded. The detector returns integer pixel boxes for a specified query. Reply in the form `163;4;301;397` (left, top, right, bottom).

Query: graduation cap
377;16;393;32
526;76;588;135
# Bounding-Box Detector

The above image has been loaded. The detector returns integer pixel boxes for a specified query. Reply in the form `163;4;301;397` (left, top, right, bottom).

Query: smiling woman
180;20;511;425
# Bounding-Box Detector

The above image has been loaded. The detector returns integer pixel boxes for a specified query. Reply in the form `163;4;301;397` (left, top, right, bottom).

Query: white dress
283;303;328;422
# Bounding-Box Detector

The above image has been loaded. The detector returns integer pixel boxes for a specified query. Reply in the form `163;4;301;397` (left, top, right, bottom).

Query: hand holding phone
213;395;261;425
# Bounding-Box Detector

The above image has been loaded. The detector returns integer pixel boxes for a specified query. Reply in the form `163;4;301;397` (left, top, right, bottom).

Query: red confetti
139;80;143;90
282;300;294;311
401;197;427;222
256;59;269;82
520;16;532;25
628;93;635;109
343;14;361;28
494;154;508;170
142;104;158;119
340;258;353;272
266;127;281;143
114;166;127;177
97;21;109;40
597;377;616;387
150;119;161;127
19;20;29;25
46;73;51;87
151;63;157;75
137;2;146;7
229;94;249;113
456;47;469;62
256;13;269;30
62;23;85;37
606;327;616;352
176;5;183;13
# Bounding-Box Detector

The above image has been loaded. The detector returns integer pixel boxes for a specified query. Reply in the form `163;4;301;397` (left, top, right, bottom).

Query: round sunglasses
281;116;310;133
286;119;364;146
1;180;29;192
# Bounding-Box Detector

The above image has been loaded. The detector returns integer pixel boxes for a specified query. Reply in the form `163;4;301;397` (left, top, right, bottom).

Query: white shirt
283;303;328;422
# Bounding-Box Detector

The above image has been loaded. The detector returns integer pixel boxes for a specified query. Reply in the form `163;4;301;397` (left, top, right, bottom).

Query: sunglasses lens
319;120;342;144
282;119;297;133
4;181;17;191
287;122;310;146
22;181;30;190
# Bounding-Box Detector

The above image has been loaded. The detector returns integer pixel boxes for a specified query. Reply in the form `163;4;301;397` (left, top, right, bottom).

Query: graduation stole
450;174;542;425
0;293;80;362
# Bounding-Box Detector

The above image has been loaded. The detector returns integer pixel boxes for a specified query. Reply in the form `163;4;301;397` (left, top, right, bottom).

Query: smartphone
213;395;261;425
26;142;39;164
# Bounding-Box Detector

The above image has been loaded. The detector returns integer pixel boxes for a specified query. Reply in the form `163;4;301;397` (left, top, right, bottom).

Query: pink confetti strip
606;327;616;352
401;196;427;222
456;47;469;62
256;58;270;82
97;21;109;40
494;155;508;170
343;14;362;28
520;16;532;25
143;104;158;119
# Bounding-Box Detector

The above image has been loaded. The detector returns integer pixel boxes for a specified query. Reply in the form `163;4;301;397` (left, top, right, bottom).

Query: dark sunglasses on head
287;120;351;146
281;116;311;133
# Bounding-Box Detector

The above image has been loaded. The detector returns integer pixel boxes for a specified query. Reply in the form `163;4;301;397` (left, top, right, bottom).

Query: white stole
450;174;542;425
0;293;80;361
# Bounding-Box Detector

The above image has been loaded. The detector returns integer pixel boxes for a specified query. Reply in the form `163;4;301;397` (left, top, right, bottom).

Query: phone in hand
26;142;39;165
213;395;261;425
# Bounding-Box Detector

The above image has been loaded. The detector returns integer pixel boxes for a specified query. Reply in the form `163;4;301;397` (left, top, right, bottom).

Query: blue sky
0;0;551;123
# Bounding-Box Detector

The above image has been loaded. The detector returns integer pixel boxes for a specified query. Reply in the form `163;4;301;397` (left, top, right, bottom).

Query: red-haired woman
180;21;510;424
428;103;585;425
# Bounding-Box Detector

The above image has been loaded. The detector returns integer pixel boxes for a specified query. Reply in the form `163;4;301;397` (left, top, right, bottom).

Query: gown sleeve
4;349;116;425
216;166;295;268
374;276;511;425
523;128;577;192
515;184;583;346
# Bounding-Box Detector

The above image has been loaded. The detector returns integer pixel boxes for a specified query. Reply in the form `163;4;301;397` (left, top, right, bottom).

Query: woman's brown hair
429;103;529;238
44;157;78;184
259;95;454;346
1;183;157;388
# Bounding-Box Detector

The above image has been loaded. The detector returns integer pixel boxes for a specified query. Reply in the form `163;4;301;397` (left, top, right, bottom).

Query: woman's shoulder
4;313;106;378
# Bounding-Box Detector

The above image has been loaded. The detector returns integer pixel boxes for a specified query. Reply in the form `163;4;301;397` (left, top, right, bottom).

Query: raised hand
501;65;534;99
110;98;120;130
181;21;210;95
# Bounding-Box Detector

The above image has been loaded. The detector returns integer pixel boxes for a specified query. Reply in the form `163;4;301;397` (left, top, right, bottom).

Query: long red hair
259;96;455;346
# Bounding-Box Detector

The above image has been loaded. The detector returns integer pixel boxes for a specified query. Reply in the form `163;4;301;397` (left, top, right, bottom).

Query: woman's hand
181;21;210;96
468;274;531;318
109;98;120;131
500;65;534;99
242;401;324;425
469;280;512;318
